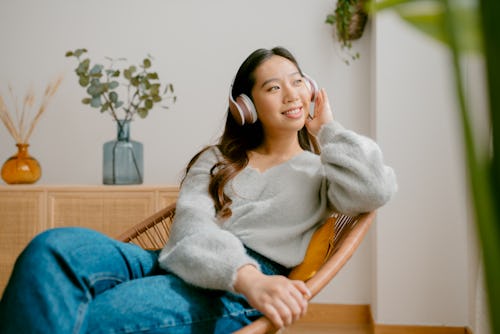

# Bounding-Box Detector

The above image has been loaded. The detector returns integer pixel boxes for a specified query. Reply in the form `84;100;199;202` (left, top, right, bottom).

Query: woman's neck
248;133;303;172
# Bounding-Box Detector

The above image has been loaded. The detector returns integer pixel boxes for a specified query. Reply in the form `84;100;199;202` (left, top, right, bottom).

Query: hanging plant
326;0;369;63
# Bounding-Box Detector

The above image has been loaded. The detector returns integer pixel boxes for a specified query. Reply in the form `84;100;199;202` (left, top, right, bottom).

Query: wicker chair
117;203;375;334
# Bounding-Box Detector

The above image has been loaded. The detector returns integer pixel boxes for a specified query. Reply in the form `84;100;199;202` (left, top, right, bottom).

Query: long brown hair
183;47;319;219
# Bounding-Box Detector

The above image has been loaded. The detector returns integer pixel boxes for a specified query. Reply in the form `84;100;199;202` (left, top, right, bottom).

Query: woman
0;46;397;333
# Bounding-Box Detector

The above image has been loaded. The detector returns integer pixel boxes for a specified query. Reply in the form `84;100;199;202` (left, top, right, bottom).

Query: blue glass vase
103;120;143;185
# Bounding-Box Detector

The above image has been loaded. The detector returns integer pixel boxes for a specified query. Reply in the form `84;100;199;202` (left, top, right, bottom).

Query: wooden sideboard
0;185;179;295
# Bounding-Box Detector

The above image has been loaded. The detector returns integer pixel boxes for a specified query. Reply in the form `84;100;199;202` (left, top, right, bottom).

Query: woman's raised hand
234;264;311;329
305;88;334;137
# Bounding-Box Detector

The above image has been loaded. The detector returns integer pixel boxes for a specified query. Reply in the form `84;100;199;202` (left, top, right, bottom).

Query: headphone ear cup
229;93;245;126
237;94;258;124
228;92;258;126
303;73;319;102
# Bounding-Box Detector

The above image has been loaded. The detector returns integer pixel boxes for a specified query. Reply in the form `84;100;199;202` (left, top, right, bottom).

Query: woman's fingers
306;89;334;136
264;280;310;328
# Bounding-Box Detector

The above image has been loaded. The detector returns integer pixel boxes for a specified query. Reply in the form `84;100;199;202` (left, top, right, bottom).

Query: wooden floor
278;303;372;334
283;323;372;333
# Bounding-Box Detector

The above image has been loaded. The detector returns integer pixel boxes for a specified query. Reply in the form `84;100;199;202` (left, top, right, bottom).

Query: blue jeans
0;227;290;333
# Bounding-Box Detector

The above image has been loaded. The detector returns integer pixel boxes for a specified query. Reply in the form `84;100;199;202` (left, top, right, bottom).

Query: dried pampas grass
0;76;63;144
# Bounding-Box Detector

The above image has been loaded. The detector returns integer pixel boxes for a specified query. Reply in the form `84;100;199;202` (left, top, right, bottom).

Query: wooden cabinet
0;185;178;295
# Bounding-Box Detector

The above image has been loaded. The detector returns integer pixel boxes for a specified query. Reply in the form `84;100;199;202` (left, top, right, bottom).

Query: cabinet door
158;189;178;209
48;191;156;238
0;191;44;295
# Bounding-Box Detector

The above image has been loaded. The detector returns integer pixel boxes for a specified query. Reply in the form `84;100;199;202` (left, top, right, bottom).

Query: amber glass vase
1;143;41;184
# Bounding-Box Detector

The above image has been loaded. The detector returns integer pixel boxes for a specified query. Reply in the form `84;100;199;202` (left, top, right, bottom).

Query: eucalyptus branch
65;48;176;123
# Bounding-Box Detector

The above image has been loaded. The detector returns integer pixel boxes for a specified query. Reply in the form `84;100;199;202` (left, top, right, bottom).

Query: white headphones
228;73;319;126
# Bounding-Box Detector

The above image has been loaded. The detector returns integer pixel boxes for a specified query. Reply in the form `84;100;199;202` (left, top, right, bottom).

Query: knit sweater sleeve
157;147;259;291
318;121;397;216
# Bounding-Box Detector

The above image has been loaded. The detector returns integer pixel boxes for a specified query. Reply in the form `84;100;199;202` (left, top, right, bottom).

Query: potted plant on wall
65;49;175;185
326;0;369;64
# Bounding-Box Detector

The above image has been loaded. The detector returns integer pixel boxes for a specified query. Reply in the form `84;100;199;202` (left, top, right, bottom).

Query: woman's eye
293;78;304;86
268;85;280;91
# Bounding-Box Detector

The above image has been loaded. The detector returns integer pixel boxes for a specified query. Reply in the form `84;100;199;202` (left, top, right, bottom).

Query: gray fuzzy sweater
158;121;397;291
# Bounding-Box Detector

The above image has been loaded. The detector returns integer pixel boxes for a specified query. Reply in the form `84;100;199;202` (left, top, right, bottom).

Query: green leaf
145;99;153;110
101;102;109;112
89;64;103;76
147;72;159;80
325;14;336;24
165;83;174;94
150;85;160;95
79;76;89;87
87;80;103;96
76;59;90;76
137;107;148;118
124;69;131;80
376;0;483;54
109;81;119;90
65;51;74;57
90;96;102;108
143;58;152;68
82;97;91;104
152;95;162;102
109;91;118;102
74;48;88;57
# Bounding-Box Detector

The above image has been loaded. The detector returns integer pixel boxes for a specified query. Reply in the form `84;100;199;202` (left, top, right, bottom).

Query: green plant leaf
87;80;104;96
137;107;148;118
78;76;89;87
89;64;103;76
109;91;118;103
65;49;176;120
375;0;482;54
74;48;87;57
147;72;159;80
101;102;110;112
130;77;140;87
325;13;336;24
76;59;90;76
166;83;174;93
90;96;101;108
108;81;119;90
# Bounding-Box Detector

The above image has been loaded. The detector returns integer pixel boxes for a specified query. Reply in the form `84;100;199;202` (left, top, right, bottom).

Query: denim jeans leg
0;227;159;334
0;229;290;334
86;273;262;334
84;248;290;333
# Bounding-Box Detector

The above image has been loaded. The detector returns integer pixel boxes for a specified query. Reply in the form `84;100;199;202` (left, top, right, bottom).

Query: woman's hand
234;265;311;329
305;88;334;137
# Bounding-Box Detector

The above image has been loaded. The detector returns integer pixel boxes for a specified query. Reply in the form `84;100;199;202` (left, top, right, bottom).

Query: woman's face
251;55;311;134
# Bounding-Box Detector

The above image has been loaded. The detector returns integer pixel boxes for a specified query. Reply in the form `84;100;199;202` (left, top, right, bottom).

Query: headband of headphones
228;73;319;126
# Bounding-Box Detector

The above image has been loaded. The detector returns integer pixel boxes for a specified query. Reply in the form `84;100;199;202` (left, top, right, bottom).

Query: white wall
373;11;475;327
0;0;479;328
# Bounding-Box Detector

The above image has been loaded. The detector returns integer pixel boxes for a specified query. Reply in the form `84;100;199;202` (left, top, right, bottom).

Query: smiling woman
0;46;396;333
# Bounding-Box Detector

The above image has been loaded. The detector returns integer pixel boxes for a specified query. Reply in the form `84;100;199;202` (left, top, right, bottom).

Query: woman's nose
283;84;299;103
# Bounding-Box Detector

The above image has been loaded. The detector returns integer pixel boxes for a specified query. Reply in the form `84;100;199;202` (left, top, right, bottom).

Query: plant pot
343;1;368;41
